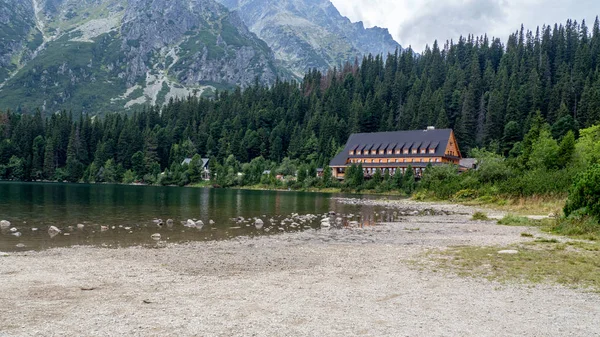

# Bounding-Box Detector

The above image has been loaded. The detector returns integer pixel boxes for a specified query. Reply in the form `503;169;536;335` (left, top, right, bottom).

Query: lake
0;182;399;251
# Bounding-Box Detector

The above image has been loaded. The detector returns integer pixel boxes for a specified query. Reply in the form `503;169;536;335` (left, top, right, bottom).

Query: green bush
564;164;600;218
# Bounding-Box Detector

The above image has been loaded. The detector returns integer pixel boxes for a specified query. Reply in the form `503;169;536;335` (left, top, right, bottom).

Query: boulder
151;233;161;240
12;232;22;237
9;227;18;232
166;219;174;226
0;220;10;229
209;220;215;225
195;220;204;227
77;224;85;229
48;226;61;238
186;219;196;227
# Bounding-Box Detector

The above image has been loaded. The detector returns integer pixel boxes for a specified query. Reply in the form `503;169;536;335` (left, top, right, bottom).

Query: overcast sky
330;0;600;52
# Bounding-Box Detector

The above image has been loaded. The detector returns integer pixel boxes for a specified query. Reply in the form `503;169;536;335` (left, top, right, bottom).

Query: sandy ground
1;201;599;337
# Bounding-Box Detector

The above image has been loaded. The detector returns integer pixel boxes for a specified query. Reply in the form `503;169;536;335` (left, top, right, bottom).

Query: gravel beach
1;200;598;336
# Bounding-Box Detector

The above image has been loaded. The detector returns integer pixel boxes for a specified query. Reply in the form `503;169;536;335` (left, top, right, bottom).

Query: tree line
1;17;600;188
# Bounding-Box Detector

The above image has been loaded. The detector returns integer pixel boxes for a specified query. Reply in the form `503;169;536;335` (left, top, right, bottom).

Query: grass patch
552;215;600;241
463;195;566;216
431;243;600;291
471;211;490;221
520;232;534;237
497;214;538;226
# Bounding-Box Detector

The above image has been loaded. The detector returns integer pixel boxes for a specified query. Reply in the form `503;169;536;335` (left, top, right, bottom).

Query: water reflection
0;182;401;251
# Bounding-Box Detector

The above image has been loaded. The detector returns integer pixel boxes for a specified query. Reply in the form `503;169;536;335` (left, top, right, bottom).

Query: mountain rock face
217;0;401;77
0;0;278;113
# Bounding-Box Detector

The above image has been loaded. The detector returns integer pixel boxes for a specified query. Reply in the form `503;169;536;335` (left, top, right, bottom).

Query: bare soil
1;200;598;336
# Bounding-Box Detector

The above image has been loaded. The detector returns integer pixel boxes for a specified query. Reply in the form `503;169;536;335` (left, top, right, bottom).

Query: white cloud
330;0;600;52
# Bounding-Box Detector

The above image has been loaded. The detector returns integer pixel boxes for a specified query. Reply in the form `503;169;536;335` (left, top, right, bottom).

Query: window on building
429;149;435;154
349;151;354;155
403;149;409;154
412;149;417;154
388;150;393;154
420;149;426;154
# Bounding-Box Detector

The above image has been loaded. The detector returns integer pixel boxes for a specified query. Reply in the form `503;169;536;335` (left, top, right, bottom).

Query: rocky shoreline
0;200;598;336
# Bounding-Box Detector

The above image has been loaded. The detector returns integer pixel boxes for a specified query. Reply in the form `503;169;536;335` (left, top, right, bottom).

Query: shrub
564;164;600;218
453;189;478;200
471;212;489;221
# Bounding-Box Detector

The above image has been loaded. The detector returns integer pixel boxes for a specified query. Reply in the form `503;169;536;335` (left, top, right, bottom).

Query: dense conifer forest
1;18;600;195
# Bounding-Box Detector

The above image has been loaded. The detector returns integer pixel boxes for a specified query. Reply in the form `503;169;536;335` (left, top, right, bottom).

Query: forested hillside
1;18;600;187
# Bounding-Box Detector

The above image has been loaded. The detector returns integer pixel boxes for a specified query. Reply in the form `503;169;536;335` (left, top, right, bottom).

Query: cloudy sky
329;0;600;52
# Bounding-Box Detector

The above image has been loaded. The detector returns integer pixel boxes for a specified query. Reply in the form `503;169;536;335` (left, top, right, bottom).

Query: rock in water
255;219;264;229
151;233;161;241
209;220;215;225
166;219;174;227
77;224;85;229
12;232;22;237
9;227;18;232
48;226;61;238
186;219;196;227
15;243;25;248
0;220;10;229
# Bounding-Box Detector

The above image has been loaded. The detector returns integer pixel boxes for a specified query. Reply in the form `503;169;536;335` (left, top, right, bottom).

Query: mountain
0;0;279;114
216;0;402;77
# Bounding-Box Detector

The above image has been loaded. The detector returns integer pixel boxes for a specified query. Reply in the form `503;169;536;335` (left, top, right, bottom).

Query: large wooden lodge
329;127;462;179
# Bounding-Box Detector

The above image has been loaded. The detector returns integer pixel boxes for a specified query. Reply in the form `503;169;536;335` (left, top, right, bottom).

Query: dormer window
420;149;426;154
429;149;435;154
379;150;384;155
412;149;417;154
403;149;409;154
349;151;354;155
387;150;393;154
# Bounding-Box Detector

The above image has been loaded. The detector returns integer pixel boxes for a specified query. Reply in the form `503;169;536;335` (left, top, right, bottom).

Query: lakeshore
1;199;599;336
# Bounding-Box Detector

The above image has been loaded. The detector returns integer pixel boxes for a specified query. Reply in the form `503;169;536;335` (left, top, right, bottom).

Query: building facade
329;128;462;179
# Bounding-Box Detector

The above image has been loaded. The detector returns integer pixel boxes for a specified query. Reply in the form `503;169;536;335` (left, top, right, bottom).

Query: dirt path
1;201;598;336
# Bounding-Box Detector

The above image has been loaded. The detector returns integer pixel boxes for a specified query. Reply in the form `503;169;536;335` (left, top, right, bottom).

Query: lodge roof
330;129;456;167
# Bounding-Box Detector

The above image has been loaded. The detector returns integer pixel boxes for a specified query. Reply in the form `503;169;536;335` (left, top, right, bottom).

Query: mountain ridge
217;0;401;77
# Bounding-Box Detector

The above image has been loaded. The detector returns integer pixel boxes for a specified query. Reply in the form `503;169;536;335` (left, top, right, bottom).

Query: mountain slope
0;0;279;114
217;0;401;77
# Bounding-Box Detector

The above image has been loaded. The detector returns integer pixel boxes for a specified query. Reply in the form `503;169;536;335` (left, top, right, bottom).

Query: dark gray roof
330;129;456;166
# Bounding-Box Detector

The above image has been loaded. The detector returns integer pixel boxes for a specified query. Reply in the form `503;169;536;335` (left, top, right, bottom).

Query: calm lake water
0;182;398;251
